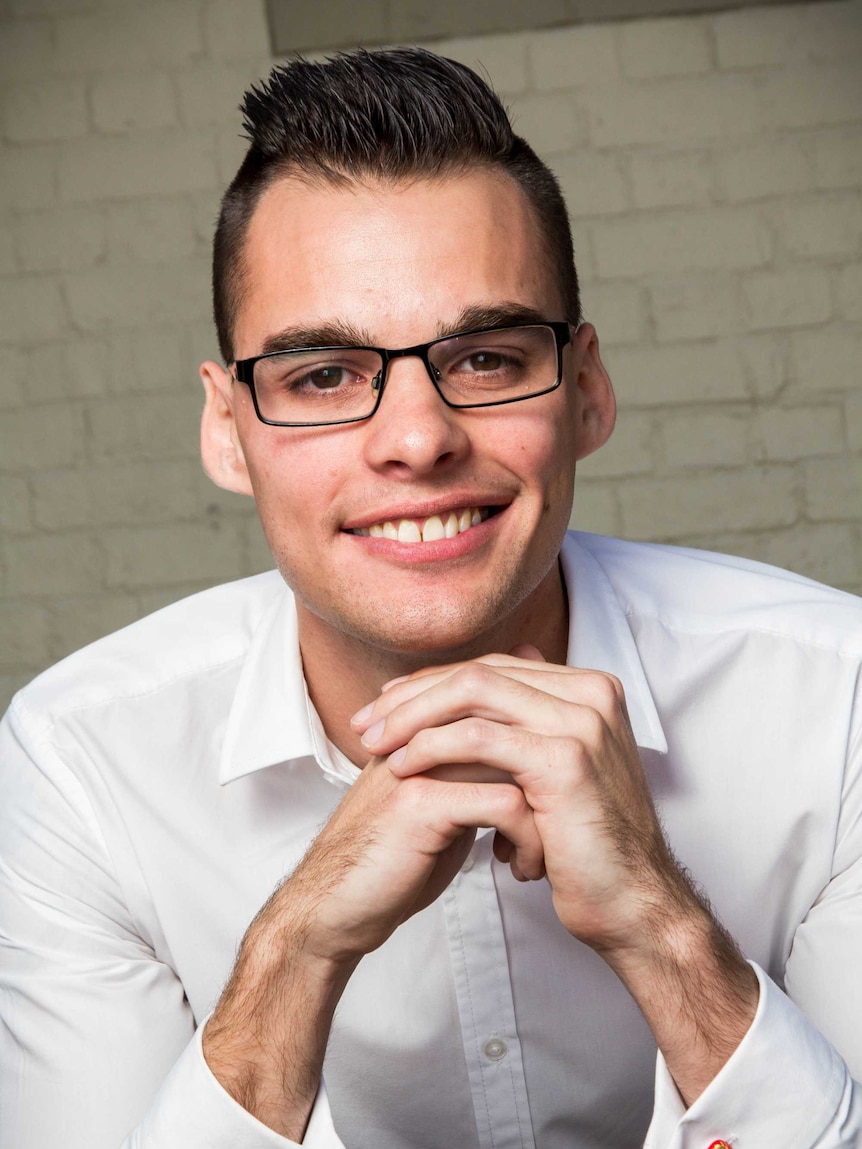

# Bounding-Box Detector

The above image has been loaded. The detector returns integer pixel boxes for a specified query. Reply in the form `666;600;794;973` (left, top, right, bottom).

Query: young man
1;48;860;1149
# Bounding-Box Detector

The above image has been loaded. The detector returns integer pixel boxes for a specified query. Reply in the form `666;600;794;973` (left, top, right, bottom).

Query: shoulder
565;531;862;659
9;571;289;729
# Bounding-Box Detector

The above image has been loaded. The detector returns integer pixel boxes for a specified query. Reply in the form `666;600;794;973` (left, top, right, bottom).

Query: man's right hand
201;755;544;1140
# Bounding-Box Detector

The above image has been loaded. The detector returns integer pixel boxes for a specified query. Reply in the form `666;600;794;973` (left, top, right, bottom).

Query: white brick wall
1;0;861;709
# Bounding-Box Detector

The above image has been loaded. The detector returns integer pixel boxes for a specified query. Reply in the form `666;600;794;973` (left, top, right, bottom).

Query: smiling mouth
347;506;498;544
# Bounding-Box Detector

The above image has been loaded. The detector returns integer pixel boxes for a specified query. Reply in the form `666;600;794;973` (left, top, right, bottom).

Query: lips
348;506;492;544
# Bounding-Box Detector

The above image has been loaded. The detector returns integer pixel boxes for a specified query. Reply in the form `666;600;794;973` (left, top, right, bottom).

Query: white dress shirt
2;531;861;1149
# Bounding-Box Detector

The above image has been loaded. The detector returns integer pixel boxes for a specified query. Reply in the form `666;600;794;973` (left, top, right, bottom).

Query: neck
297;562;569;767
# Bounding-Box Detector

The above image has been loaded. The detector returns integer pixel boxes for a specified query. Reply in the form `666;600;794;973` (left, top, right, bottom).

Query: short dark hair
212;47;581;363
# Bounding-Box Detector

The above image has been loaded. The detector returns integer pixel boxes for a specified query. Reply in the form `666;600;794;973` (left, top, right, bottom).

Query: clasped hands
293;645;689;970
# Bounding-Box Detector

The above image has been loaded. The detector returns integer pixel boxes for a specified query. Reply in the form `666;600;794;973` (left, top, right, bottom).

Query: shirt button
483;1038;508;1060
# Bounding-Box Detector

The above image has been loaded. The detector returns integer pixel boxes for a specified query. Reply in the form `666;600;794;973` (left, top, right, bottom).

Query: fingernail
350;702;374;727
388;746;407;770
360;719;385;747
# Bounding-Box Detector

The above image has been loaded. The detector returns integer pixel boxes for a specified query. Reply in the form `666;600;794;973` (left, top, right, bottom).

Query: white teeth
356;506;493;544
422;514;446;542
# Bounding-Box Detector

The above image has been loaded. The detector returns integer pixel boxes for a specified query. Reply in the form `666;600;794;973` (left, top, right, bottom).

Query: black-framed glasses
233;321;572;427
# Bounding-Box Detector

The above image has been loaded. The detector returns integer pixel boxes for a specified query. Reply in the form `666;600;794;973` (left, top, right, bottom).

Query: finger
507;642;545;661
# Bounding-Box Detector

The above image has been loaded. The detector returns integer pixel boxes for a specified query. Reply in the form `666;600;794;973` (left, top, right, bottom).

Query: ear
199;360;254;496
569;323;616;462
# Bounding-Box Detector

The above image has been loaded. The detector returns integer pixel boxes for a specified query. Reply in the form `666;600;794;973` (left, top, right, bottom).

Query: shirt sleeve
0;701;344;1149
646;696;862;1149
644;962;862;1149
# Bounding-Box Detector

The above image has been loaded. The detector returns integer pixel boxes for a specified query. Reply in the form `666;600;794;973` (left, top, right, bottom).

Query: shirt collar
219;532;667;785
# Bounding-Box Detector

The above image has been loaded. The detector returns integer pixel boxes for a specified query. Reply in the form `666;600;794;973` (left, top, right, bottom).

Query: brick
0;276;67;343
813;131;862;190
790;327;862;394
0;145;56;212
847;391;862;452
0;403;85;471
581;283;647;347
4;78;88;143
756;405;844;462
691;522;861;590
105;199;195;265
759;66;862;133
3;534;102;596
0;223;16;276
620;465;797;540
59;135;217;203
738;334;790;400
87;391;202;463
836;263;862;319
775;195;862;261
32;461;201;529
568;480;619;537
90;72;178;134
0;18;53;85
216;126;250;184
511;93;587;157
46;594;142;662
26;339;110;401
104;519;245;588
716;140;812;203
177;64;263;129
578;410;654;478
0;347;26;409
660;410;752;471
0;602;51;672
715;2;862;69
528;23;620;91
605;341;747;407
429;31;529;96
203;0;271;61
135;581;223;616
650;277;742;343
0;474;30;532
804;456;862;520
619;16;712;79
554;152;629;218
15;206;106;272
63;260;210;332
107;325;188;394
743;269;832;331
53;5;205;73
587;74;761;149
593;208;770;279
629;151;712;210
8;0;90;13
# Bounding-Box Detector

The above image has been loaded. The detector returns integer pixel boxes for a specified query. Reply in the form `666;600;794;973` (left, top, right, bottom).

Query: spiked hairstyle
212;48;581;363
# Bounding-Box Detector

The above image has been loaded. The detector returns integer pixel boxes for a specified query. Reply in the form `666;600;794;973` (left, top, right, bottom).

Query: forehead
233;169;560;356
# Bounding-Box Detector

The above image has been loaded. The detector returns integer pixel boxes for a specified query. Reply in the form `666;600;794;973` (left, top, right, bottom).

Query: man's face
201;169;614;660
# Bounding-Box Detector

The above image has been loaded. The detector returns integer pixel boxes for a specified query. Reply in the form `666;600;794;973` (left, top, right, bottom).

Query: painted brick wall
1;0;861;710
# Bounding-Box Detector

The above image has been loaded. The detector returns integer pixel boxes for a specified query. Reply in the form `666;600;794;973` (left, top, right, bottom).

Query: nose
362;354;470;476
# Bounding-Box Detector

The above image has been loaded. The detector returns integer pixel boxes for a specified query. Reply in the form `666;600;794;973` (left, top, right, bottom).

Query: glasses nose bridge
380;343;441;394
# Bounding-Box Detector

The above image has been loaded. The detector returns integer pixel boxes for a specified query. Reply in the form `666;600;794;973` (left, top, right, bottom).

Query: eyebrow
256;302;554;357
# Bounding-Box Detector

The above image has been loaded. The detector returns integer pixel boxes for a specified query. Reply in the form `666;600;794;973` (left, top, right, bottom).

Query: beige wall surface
1;0;861;710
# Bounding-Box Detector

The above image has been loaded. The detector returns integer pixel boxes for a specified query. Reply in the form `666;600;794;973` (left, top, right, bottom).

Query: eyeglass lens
251;325;559;425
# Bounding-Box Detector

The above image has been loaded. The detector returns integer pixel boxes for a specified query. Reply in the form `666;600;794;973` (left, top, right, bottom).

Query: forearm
608;889;759;1107
203;915;355;1141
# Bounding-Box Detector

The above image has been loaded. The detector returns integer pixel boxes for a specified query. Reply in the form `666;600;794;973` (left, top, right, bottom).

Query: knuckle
452;663;491;696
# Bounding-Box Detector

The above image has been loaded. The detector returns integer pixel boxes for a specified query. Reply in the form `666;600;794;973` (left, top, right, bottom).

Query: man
1;47;860;1149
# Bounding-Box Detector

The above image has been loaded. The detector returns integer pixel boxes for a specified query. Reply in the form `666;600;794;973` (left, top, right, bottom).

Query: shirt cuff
644;961;853;1149
124;1015;346;1149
